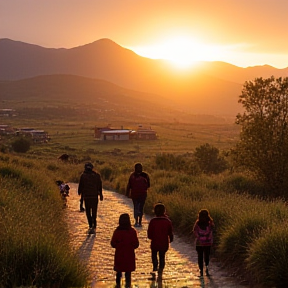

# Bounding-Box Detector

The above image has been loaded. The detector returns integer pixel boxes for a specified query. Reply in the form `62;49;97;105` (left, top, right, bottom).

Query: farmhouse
135;126;157;140
95;127;132;141
18;128;50;143
94;125;157;141
0;109;16;117
0;124;15;135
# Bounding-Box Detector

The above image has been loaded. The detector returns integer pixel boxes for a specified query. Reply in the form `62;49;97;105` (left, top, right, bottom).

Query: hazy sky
1;0;287;68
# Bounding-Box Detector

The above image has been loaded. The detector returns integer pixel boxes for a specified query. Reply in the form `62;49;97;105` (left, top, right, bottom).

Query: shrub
100;165;113;181
247;224;288;287
11;137;31;153
194;143;228;174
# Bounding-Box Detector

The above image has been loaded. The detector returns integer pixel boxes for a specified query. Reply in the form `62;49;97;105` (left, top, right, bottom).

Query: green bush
247;224;288;287
11;137;31;153
100;165;113;181
194;143;228;174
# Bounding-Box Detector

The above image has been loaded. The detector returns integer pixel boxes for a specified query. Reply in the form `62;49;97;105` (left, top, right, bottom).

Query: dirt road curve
66;183;248;288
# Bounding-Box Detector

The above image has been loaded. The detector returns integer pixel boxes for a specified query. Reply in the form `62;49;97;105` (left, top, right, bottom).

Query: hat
84;162;94;170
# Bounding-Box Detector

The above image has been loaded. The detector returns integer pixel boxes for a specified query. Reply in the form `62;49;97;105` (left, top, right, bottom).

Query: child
147;203;174;279
55;180;70;208
193;209;214;277
111;213;139;288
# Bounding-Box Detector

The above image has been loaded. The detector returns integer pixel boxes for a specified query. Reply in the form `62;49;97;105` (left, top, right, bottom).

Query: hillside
1;38;287;115
0;75;231;124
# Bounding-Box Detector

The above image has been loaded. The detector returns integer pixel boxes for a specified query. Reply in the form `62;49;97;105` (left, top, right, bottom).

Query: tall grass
0;157;88;287
2;147;288;287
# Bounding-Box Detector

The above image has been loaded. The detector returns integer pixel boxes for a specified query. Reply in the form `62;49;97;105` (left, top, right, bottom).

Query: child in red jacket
147;203;174;279
111;213;139;288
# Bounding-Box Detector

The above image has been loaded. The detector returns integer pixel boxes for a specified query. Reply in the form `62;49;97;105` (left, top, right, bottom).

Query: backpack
197;224;213;245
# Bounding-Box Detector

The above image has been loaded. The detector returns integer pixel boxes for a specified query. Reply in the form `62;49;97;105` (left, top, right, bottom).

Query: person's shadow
78;234;96;262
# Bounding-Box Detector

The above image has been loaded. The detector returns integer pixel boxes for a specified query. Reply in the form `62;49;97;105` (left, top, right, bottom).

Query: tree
194;143;228;174
11;137;31;153
234;76;288;197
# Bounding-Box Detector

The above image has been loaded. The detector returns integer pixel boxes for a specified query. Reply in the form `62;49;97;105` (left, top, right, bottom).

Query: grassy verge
0;156;88;288
1;146;288;287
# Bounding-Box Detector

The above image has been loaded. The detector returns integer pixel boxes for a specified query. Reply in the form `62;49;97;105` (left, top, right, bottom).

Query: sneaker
134;223;139;227
90;228;96;234
205;266;210;276
80;207;85;212
199;270;203;277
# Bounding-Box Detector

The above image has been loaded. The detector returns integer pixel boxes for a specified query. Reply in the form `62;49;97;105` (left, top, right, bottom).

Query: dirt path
66;183;248;288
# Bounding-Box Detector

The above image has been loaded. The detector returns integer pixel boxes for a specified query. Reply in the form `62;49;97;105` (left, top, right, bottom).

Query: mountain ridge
1;38;287;115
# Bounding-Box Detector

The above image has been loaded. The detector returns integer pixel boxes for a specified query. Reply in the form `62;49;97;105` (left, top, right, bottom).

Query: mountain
1;38;287;115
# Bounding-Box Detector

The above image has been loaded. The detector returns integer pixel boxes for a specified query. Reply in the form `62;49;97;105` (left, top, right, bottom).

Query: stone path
66;183;248;288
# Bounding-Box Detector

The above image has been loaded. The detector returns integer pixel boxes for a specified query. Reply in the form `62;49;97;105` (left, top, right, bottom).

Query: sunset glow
129;36;228;69
0;0;288;69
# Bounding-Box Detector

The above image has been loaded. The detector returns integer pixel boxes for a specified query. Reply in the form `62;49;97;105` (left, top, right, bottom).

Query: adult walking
78;162;103;234
126;163;150;227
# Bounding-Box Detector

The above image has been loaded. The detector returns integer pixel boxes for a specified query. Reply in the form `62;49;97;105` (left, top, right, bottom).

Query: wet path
66;184;248;288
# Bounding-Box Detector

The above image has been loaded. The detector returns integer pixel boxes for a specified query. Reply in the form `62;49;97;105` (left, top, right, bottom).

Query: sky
1;0;288;69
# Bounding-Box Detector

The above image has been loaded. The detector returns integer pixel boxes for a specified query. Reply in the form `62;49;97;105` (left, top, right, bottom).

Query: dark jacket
78;170;102;200
126;171;150;199
111;227;139;272
147;216;174;252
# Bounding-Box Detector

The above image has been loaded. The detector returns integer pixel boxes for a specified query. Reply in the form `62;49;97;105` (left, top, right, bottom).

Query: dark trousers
84;198;98;228
151;249;166;272
132;195;146;224
196;246;211;271
116;271;131;286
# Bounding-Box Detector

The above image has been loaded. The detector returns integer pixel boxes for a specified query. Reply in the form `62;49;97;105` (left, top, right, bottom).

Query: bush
247;224;288;287
11;137;31;153
194;143;228;174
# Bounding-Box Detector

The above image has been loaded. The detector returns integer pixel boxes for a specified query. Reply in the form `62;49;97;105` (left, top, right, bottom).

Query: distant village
0;109;157;143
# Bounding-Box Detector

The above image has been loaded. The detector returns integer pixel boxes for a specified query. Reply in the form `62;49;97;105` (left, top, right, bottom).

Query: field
2;99;288;288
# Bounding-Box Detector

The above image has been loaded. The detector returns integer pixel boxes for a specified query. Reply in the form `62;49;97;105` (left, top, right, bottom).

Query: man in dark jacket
78;162;103;234
126;163;150;227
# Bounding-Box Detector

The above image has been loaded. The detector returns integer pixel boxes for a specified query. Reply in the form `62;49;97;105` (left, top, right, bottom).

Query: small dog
56;180;70;208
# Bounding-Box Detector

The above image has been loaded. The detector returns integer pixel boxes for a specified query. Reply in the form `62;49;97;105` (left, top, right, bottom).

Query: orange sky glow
1;0;287;69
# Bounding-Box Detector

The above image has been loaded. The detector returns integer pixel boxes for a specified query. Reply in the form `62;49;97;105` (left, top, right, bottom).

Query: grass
0;159;88;288
1;102;288;287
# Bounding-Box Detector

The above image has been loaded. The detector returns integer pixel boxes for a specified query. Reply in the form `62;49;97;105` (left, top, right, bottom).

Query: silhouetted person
126;163;150;227
111;213;139;288
147;203;173;280
78;162;103;234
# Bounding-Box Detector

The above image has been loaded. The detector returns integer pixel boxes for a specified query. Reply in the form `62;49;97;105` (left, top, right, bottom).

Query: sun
128;36;223;69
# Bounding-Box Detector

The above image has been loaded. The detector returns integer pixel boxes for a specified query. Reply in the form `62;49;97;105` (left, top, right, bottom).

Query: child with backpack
55;180;70;208
193;209;214;277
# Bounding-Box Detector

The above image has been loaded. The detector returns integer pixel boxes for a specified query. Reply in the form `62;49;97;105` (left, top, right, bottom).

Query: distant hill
0;74;231;124
1;38;287;115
